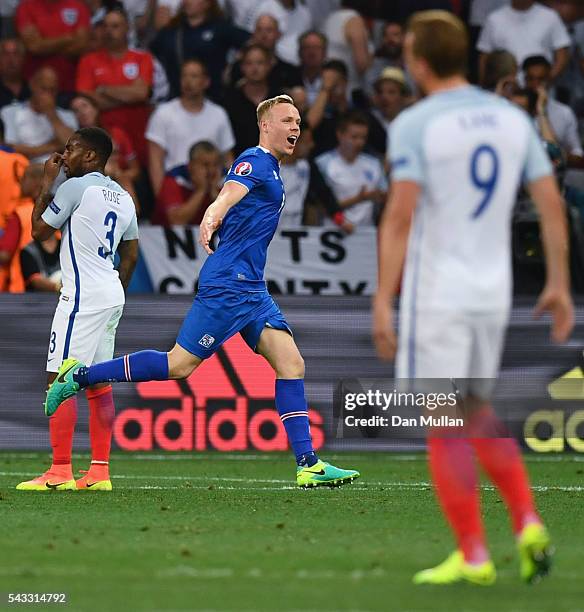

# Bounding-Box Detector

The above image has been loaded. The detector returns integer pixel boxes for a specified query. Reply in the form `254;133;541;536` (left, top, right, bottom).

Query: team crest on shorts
123;62;139;80
61;8;79;25
198;334;215;349
234;162;252;176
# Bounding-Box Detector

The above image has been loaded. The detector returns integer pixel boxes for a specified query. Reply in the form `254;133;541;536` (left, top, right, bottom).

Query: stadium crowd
0;0;583;292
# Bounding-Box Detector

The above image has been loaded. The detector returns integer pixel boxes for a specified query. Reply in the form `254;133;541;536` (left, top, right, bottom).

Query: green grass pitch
0;452;582;612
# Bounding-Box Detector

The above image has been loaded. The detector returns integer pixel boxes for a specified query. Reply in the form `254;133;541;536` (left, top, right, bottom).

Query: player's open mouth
287;136;298;145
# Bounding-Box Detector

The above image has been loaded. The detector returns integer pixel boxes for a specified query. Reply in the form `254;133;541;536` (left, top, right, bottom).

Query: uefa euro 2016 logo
234;162;252;176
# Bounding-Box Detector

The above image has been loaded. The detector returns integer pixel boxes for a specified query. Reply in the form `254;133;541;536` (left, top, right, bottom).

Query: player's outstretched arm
199;181;248;255
372;180;420;361
31;153;62;242
117;238;139;290
529;175;574;343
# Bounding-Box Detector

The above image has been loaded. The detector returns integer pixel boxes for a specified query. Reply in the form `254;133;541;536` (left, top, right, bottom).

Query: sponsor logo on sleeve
49;201;61;215
234;162;252;176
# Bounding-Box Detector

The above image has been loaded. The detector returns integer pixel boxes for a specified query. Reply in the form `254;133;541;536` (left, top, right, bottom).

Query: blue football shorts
176;286;292;359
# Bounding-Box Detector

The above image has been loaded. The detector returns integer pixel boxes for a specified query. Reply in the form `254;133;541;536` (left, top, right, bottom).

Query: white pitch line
1;471;582;492
1;452;583;463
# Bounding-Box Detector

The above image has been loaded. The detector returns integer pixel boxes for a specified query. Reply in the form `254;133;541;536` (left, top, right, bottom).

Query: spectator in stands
220;0;262;32
152;140;222;226
507;85;560;156
546;0;584;112
477;0;571;86
1;66;77;163
0;0;19;38
299;30;327;106
467;0;509;80
0;116;29;291
15;0;91;94
71;93;139;181
365;21;409;96
146;58;234;195
76;5;154;167
120;0;157;48
309;59;351;157
316;111;387;227
322;0;373;98
366;67;408;160
248;0;313;66
483;50;518;97
70;93;141;209
154;0;182;30
0;38;30;109
228;15;303;91
523;54;584;168
84;0;108;52
223;45;280;155
303;0;340;31
0;163;42;293
280;124;353;232
20;233;62;293
0;116;28;226
510;85;537;115
150;0;249;100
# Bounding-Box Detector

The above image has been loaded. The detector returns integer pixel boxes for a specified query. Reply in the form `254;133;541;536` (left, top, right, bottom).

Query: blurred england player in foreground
373;11;573;585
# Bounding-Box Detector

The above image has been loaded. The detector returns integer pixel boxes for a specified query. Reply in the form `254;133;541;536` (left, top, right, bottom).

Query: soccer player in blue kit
46;95;360;488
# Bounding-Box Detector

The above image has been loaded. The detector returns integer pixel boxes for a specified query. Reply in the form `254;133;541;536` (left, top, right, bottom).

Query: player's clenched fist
43;153;63;184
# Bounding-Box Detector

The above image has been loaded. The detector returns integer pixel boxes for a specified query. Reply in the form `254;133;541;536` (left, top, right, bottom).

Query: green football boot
413;550;497;586
296;459;360;488
45;358;85;416
518;523;553;584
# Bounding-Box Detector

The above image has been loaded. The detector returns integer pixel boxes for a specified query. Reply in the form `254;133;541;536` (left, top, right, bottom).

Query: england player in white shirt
373;11;573;586
17;127;139;492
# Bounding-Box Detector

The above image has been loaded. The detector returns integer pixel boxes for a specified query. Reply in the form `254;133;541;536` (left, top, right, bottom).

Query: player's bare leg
167;343;203;379
256;327;360;487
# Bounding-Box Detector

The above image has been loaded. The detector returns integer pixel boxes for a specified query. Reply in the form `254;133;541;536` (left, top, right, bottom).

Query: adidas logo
113;335;325;452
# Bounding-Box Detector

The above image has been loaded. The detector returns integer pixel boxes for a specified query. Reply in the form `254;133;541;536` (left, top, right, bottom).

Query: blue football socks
275;379;318;467
73;350;170;388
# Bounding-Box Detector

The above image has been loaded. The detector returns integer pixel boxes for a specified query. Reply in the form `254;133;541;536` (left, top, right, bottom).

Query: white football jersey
42;172;139;312
389;86;553;313
316;149;387;226
279;159;310;227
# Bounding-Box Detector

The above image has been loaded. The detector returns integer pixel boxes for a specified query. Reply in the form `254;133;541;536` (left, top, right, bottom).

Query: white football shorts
46;300;123;373
396;309;509;399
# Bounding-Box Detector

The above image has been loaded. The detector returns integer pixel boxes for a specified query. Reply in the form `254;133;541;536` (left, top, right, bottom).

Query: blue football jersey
199;146;285;290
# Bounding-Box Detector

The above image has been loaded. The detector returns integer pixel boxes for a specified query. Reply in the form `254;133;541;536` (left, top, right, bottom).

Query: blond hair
256;95;295;124
408;10;468;78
